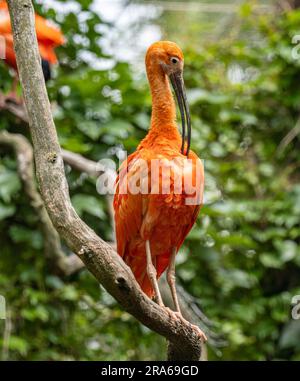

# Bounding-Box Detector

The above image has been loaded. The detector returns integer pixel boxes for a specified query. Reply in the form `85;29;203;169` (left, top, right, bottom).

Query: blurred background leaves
0;0;300;360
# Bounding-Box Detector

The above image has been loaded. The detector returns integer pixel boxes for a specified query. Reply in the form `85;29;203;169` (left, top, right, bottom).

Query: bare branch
62;149;106;178
0;99;29;122
277;116;300;154
7;0;203;360
0;102;113;180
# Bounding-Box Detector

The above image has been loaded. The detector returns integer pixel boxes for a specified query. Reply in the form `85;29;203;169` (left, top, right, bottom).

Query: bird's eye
170;57;179;64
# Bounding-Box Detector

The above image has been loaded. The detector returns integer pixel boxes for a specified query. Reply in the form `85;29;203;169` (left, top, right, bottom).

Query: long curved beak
169;72;191;156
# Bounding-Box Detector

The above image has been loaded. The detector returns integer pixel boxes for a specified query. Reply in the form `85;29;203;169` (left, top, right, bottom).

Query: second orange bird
114;41;206;340
0;0;64;101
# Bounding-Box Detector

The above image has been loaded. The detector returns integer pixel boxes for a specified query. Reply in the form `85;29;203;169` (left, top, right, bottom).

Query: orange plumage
114;42;204;298
0;0;64;70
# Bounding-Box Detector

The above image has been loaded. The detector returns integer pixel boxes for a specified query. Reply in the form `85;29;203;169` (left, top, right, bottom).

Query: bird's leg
165;246;207;342
0;93;5;109
145;240;164;307
167;247;181;313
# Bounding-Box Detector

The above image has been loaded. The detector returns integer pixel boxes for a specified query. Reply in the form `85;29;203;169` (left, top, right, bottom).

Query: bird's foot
0;93;6;108
5;91;22;105
0;92;21;108
165;307;207;342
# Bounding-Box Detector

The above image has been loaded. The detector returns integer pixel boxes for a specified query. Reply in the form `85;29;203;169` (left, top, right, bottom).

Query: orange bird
114;41;206;340
0;0;64;102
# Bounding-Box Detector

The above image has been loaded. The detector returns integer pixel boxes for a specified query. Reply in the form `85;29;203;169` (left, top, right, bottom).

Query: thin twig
277;116;300;154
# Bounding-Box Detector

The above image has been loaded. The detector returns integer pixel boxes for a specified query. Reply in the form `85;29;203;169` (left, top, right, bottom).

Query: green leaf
0;169;21;202
72;194;105;219
0;202;15;220
276;240;298;263
9;225;43;249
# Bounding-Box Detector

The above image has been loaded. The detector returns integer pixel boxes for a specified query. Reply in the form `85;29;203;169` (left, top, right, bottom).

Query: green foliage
0;1;300;360
179;7;300;360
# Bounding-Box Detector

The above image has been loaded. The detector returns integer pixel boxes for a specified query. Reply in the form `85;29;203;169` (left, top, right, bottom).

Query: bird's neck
139;64;181;150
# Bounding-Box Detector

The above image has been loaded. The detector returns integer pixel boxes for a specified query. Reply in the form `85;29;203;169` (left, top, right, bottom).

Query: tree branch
0;97;29;121
0;101;113;179
61;149;106;177
7;0;203;360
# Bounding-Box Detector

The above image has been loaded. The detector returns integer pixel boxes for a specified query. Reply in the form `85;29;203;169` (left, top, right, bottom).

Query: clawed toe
191;324;207;342
0;93;21;108
165;307;207;342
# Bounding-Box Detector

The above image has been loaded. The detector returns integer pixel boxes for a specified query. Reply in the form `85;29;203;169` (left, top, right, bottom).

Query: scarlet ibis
114;41;206;340
0;0;64;103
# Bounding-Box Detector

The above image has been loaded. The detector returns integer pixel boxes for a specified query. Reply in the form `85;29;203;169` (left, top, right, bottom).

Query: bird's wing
35;15;65;47
175;150;204;250
176;203;201;251
38;44;58;64
0;1;7;9
0;5;11;35
1;33;17;69
0;3;64;48
114;151;146;259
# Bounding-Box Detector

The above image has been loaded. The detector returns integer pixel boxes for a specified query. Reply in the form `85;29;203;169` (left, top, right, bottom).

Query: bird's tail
34;15;65;46
39;44;58;64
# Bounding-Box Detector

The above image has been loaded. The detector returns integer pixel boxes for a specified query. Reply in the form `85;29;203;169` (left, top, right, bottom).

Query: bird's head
146;41;191;156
